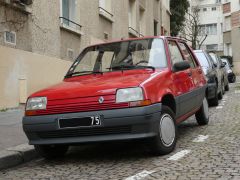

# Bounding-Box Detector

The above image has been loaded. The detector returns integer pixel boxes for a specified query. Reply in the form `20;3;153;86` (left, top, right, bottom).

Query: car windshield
209;53;218;65
195;52;210;68
66;38;167;77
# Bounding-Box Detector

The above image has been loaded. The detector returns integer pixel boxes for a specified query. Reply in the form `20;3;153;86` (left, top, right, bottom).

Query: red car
23;36;208;159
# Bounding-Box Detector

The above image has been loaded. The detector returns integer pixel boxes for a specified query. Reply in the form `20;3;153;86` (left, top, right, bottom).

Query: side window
168;41;184;65
178;42;197;68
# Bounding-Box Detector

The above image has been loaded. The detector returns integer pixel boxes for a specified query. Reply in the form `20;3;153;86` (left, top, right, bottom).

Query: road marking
216;106;223;109
193;135;209;142
125;170;155;180
167;150;191;161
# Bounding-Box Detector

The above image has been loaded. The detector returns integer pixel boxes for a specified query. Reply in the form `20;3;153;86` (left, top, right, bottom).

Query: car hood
30;70;159;100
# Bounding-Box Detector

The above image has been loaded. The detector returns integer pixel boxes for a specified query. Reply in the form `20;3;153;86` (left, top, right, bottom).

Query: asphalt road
0;82;240;180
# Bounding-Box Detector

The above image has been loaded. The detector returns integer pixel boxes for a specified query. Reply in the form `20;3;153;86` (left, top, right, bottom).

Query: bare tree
180;6;208;50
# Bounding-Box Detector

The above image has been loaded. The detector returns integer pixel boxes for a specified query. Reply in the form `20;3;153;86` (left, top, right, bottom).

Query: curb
0;144;38;170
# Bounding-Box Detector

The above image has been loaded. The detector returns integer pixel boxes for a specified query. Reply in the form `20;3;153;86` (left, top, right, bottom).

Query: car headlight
227;70;232;74
26;97;47;110
116;87;144;103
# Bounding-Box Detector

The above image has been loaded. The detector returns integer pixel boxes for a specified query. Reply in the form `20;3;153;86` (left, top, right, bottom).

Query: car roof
194;50;204;53
87;36;186;48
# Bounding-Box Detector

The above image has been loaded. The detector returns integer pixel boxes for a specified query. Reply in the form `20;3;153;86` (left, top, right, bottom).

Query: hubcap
159;114;175;147
203;97;209;118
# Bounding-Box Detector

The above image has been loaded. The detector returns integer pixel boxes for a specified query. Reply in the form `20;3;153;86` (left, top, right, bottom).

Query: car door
167;40;195;118
178;42;206;110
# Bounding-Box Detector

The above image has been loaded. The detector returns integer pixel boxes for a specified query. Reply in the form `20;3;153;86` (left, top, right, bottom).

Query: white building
190;0;223;53
222;0;240;74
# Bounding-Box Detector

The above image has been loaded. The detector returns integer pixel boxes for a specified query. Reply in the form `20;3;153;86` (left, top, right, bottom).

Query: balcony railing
59;17;82;31
128;27;144;37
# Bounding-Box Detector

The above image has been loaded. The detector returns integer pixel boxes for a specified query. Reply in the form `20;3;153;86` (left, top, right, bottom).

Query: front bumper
23;103;162;145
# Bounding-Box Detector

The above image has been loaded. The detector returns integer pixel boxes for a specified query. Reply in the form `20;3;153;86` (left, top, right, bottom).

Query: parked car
209;52;229;98
221;58;236;83
23;36;208;159
194;50;220;106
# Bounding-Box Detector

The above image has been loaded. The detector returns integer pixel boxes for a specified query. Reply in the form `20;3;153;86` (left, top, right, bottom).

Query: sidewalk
0;107;38;170
0;107;27;151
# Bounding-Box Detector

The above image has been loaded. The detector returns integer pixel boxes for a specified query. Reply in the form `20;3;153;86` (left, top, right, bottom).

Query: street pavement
0;106;27;150
0;81;240;179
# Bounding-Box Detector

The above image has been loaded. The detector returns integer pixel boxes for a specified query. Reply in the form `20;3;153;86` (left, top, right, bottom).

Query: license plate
58;116;102;129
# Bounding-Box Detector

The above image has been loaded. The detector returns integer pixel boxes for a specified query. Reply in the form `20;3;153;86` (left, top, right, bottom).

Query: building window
61;0;76;26
154;20;158;36
206;44;218;51
216;0;221;3
203;8;207;12
129;0;136;29
99;0;113;21
212;7;217;11
128;0;139;37
223;16;231;32
199;24;217;35
139;6;145;36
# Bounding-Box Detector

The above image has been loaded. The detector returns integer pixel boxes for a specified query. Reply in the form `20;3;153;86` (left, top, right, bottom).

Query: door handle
187;72;192;77
198;69;202;74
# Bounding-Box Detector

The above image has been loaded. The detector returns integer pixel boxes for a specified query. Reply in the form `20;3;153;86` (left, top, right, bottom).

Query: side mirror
221;62;226;68
173;61;190;72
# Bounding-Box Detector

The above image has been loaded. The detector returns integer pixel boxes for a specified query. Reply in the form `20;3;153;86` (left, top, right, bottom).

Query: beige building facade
0;0;170;109
222;0;240;74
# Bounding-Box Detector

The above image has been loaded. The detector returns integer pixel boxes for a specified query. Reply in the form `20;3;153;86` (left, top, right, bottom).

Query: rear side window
178;42;197;68
195;52;211;68
168;41;184;65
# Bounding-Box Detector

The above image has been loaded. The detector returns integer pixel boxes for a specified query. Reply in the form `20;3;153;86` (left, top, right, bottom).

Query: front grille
37;126;132;139
35;95;129;115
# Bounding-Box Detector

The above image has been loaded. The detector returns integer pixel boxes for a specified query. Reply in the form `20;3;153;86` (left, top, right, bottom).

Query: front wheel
34;145;69;159
150;106;177;155
195;97;209;125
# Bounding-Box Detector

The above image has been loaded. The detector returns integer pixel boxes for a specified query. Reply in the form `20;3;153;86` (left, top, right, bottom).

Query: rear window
195;52;210;68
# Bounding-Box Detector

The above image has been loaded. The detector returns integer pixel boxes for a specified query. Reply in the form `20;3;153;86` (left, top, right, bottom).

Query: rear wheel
150;106;177;155
209;87;219;106
195;97;209;125
225;83;229;91
218;82;224;100
231;75;236;83
34;145;69;159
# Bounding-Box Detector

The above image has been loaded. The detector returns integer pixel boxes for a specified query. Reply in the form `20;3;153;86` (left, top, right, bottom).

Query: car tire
231;75;236;83
225;84;229;91
218;82;224;100
150;105;177;155
195;97;209;125
34;145;69;159
208;87;219;106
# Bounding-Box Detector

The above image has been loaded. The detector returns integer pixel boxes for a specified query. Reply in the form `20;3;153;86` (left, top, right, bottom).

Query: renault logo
99;96;104;104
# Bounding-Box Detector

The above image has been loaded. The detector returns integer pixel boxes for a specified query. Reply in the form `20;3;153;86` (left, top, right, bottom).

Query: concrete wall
0;46;72;109
231;28;240;75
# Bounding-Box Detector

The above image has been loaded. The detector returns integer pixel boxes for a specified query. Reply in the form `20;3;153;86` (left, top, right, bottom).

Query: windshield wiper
108;65;135;70
108;65;155;71
134;65;155;71
65;71;103;78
